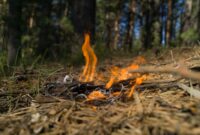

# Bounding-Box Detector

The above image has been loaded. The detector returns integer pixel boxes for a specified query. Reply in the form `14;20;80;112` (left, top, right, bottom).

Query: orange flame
87;91;106;100
105;56;146;89
79;33;97;82
128;75;146;97
105;64;139;89
79;35;147;99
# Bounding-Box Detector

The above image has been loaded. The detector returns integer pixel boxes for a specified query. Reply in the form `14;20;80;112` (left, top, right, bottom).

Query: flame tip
79;33;97;82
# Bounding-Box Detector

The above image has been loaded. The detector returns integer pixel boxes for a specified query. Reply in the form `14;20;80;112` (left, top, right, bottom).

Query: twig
143;78;182;84
129;64;200;81
134;91;143;114
136;83;178;90
47;67;64;79
177;83;200;99
170;50;176;65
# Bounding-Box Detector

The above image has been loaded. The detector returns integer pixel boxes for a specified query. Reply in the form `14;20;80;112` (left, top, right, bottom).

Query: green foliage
21;35;32;45
60;17;74;33
0;51;7;76
96;0;121;37
57;17;79;63
181;28;199;43
134;39;142;49
152;22;161;47
20;15;77;65
0;1;7;51
94;41;109;61
68;49;84;66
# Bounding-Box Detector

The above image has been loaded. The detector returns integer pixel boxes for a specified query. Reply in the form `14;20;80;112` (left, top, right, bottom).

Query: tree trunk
104;3;113;50
112;0;123;50
197;0;200;39
142;0;155;50
35;0;52;56
182;0;193;33
7;0;22;66
143;10;151;49
70;0;96;43
113;15;120;50
190;0;200;41
166;0;172;47
170;0;176;41
124;0;136;52
160;0;166;45
142;0;160;49
105;21;112;50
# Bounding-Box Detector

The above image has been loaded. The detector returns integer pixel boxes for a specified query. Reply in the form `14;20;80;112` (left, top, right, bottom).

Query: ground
0;46;200;135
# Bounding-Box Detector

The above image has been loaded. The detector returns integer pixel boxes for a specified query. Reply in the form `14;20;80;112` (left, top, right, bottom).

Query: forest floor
1;46;200;135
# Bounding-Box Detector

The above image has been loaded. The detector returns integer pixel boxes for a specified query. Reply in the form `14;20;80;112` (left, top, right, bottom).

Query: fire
79;34;147;100
87;91;106;100
105;66;120;89
105;64;141;89
128;75;146;97
105;63;146;98
79;33;97;82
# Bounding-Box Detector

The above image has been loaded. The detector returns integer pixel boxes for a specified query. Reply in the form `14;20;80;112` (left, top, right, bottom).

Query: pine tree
7;0;22;66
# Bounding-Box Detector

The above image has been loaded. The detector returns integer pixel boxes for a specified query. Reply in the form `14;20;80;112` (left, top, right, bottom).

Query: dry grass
1;46;200;135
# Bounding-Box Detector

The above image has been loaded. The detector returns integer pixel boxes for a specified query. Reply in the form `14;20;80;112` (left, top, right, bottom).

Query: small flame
105;56;146;89
112;92;121;96
128;75;146;98
87;91;106;100
105;66;119;89
105;64;139;89
79;33;97;82
133;56;146;64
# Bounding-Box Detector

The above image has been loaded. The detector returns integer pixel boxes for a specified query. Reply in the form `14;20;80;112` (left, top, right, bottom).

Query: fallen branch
129;64;200;81
177;83;200;99
137;82;178;90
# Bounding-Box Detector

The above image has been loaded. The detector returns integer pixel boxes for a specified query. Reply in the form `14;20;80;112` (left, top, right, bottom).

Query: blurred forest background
0;0;199;71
